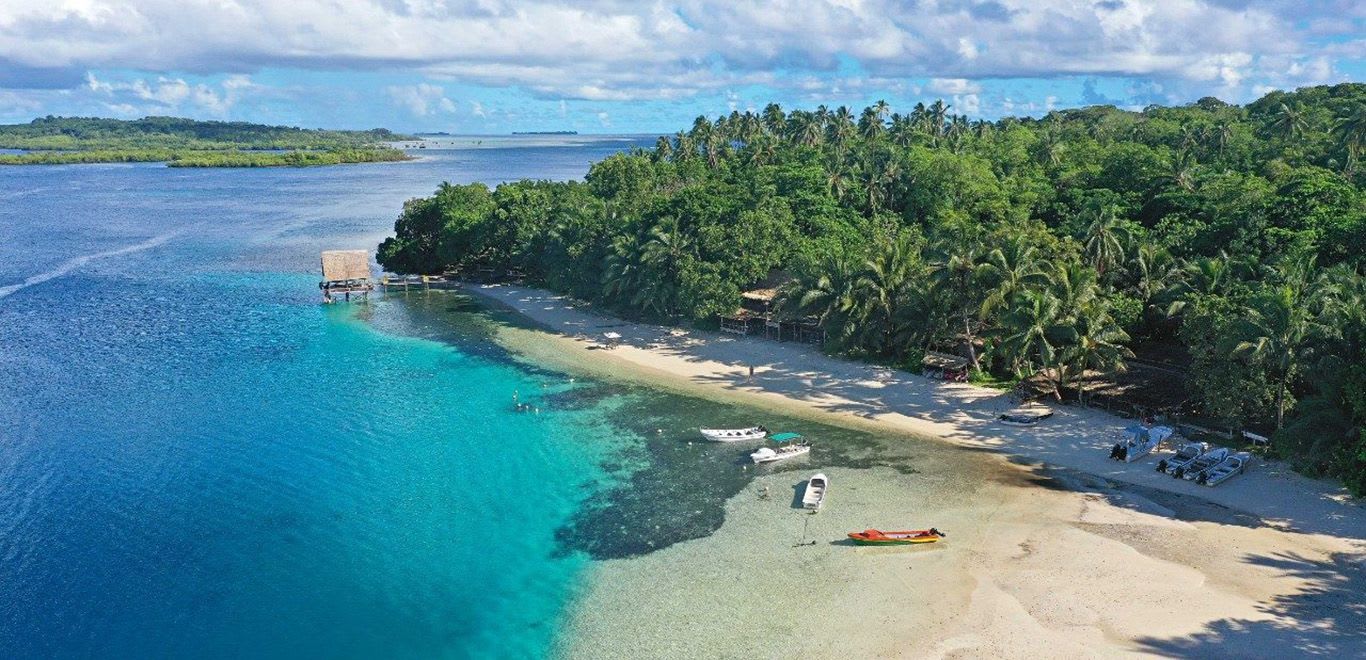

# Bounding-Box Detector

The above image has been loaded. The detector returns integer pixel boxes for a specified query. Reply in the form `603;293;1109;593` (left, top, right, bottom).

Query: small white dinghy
699;426;768;442
1178;446;1230;480
1109;425;1173;462
1197;452;1252;486
750;433;811;464
802;473;828;511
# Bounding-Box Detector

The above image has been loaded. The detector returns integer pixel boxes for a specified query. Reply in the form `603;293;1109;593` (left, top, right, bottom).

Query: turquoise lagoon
0;140;893;658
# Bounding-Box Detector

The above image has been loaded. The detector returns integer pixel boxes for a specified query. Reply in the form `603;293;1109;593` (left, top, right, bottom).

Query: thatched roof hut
320;250;372;283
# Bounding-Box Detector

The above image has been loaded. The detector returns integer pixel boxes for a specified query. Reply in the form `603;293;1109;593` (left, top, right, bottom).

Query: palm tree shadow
1134;550;1366;656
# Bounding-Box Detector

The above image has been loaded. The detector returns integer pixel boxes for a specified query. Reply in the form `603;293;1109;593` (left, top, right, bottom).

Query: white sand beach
465;283;1366;658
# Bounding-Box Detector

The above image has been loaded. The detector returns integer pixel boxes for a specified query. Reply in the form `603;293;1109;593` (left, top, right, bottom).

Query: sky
0;0;1362;134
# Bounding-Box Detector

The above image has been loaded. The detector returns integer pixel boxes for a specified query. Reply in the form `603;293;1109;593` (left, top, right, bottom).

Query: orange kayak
848;528;946;545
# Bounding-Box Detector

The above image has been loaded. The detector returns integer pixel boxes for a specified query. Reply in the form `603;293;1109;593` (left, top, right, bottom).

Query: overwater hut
319;250;374;303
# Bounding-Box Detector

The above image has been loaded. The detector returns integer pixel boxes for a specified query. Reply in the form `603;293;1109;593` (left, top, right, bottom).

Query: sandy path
456;283;1366;657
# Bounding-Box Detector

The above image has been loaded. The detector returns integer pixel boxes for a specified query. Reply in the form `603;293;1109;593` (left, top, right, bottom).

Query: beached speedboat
998;411;1054;426
1197;452;1252;486
1157;441;1209;475
750;432;811;464
699;426;768;442
802;473;828;511
1178;446;1230;480
847;528;946;545
1109;425;1173;462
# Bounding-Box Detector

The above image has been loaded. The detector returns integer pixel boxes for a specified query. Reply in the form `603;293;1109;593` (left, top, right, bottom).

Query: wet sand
463;284;1366;658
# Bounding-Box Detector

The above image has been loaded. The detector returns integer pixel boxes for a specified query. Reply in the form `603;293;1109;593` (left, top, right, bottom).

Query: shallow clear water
0;141;648;658
0;139;905;658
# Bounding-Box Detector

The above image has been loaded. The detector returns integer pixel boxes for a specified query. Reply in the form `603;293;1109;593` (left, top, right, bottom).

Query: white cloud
83;72;247;116
928;78;982;96
0;0;1357;107
957;38;979;61
954;93;981;116
385;83;455;116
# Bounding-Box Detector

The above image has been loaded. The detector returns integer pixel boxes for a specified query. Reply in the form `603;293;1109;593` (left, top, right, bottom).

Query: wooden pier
378;274;460;292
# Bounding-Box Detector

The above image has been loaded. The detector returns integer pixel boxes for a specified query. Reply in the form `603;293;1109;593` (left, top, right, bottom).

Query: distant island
512;131;578;135
0;116;417;167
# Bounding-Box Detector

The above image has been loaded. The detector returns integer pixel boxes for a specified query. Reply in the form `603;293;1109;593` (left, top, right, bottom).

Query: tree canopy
379;83;1366;494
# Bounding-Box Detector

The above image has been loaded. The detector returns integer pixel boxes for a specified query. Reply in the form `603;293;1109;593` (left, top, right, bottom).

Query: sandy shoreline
459;283;1365;657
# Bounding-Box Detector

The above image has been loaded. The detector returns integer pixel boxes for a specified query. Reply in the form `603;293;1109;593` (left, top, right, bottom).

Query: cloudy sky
1;0;1362;133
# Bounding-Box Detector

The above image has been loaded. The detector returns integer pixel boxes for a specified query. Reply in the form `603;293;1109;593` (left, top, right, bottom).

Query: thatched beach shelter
319;250;374;302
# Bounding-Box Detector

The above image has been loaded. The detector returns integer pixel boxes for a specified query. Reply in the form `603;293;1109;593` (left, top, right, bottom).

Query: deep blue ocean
0;138;889;658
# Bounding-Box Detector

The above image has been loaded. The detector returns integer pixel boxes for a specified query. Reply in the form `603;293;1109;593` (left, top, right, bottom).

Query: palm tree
761;103;786;136
1167;148;1198;192
775;254;861;349
928;241;985;368
1231;256;1335;429
1066;303;1133;405
602;233;646;304
635;217;692;319
1270;101;1308;142
1333;105;1366;172
858;106;885;140
927;100;950;139
825;162;852;202
790;111;822;146
672;131;695;163
995;288;1066;382
1166;252;1233;316
1212;122;1233;157
703;130;725;168
996;261;1117;399
1127;242;1182;315
872;99;891;122
1037;130;1064;167
1050;261;1102;319
1082;207;1129;278
828;106;855;153
889;114;917;147
977;236;1053;320
743;135;777;167
852;233;921;356
652;135;673;162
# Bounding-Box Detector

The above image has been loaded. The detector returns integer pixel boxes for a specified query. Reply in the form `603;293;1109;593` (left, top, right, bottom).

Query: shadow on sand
1134;550;1366;656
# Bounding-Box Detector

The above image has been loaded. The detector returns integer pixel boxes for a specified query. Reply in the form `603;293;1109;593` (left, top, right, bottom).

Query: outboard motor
1156;459;1168;472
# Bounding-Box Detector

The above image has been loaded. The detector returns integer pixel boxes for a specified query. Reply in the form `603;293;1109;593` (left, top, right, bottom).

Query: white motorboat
802;473;828;511
699;426;768;442
1178;447;1231;480
1197;452;1252;486
1157;442;1209;475
1109;425;1173;462
751;443;811;464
